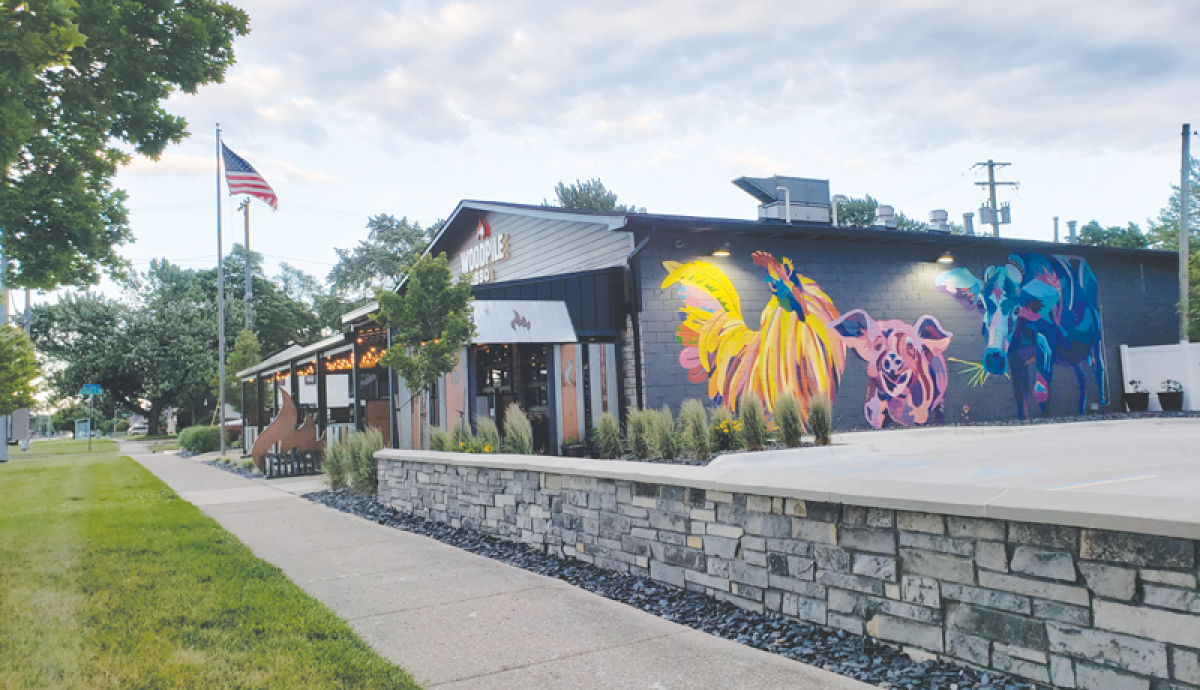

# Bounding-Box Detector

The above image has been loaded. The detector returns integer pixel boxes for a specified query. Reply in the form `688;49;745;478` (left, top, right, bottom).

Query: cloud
720;149;790;176
270;160;341;186
173;0;1200;155
124;152;212;177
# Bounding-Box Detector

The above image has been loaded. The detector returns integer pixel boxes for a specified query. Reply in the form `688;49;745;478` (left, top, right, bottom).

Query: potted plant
1125;380;1150;412
561;435;588;458
1158;379;1185;412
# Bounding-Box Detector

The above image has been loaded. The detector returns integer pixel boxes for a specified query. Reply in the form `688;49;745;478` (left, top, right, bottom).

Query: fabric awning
472;300;578;344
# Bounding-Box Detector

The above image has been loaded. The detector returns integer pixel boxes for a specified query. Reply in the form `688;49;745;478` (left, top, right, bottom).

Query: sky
67;0;1200;303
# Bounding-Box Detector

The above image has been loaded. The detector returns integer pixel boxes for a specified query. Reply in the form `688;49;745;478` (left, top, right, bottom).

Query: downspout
624;224;656;411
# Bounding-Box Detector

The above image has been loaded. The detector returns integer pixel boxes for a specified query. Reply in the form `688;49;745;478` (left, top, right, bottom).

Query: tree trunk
148;398;165;436
419;392;428;450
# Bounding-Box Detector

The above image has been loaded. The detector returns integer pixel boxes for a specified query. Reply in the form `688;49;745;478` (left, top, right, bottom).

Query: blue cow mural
936;253;1107;419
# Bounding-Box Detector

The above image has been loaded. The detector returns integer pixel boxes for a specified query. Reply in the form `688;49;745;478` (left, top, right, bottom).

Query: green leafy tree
1078;221;1149;249
834;194;935;232
1;0;250;289
374;254;474;448
51;401;93;432
215;329;260;414
0;323;38;416
544;178;646;213
32;261;218;435
328;214;434;298
1143;157;1199;340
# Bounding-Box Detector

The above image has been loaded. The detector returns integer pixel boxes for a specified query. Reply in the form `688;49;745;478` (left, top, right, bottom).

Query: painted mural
936;253;1107;419
661;251;846;422
830;310;953;429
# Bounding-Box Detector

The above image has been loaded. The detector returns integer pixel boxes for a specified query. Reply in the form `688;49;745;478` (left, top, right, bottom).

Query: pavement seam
424;630;684;688
344;581;568;621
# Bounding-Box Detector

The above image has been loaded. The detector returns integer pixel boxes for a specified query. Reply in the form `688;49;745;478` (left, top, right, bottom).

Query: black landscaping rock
304;488;1047;690
203;459;261;480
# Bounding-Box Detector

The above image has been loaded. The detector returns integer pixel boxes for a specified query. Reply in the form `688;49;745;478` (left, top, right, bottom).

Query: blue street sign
80;384;102;396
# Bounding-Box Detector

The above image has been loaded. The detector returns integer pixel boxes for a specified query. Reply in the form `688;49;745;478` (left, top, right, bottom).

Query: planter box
561;443;589;458
1158;391;1184;412
1125;392;1151;412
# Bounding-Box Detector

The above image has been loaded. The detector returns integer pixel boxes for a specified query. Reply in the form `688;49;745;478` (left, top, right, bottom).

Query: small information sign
80;384;103;396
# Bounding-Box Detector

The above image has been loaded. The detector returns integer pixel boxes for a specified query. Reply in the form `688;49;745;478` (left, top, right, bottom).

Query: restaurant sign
461;218;509;284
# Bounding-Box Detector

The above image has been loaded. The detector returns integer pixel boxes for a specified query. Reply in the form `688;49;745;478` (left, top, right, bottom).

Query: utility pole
0;245;7;461
973;160;1019;237
1181;124;1191;344
239;197;253;331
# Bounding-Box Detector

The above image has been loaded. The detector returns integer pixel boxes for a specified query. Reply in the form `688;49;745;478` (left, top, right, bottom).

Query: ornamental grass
593;412;622;459
739;395;767;451
625;408;653;459
678;399;711;461
501;403;534;454
809;393;833;446
774;393;805;447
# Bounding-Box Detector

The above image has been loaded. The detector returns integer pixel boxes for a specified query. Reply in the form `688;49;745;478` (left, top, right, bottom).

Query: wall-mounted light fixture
674;240;684;249
937;251;954;264
712;243;731;257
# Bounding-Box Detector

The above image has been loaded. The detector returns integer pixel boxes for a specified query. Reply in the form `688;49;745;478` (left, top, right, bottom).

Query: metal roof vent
928;209;951;234
733;175;831;224
874;205;897;229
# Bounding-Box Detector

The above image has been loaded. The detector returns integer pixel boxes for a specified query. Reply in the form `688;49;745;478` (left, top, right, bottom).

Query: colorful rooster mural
661;251;846;424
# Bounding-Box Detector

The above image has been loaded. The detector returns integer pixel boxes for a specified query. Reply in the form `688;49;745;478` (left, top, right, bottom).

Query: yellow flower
484;444;492;453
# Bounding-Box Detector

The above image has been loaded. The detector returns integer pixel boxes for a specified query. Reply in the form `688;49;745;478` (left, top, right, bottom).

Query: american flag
221;143;278;210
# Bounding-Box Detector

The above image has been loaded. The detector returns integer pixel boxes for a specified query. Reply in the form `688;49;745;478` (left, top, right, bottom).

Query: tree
1078;221;1149;249
51;401;94;433
374;254;474;448
833;194;937;232
544;178;646;213
215;329;260;414
2;0;250;290
32;261;218;435
0;323;37;416
1144;157;1200;340
328;214;433;298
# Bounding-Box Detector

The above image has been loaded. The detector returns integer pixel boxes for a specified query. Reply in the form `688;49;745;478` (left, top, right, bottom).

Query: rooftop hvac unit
733;175;832;224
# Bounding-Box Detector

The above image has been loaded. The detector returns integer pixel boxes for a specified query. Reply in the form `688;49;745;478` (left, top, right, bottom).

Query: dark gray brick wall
634;231;1178;427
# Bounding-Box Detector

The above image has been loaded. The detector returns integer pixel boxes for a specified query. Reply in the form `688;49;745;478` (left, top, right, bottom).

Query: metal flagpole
217;124;227;457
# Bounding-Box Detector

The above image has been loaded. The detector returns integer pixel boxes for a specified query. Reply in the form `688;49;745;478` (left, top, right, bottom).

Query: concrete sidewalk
126;444;869;690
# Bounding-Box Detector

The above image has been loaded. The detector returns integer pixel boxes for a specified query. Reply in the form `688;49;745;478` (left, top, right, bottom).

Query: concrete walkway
126;444;869;690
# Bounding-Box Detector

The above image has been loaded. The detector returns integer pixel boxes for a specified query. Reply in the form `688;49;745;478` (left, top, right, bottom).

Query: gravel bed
305;489;1041;690
203;459;262;480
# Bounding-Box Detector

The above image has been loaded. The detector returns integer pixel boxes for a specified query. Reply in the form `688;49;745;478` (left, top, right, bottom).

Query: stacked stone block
379;458;1199;688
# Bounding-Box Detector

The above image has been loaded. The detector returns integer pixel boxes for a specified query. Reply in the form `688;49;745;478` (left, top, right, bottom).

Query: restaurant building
240;176;1181;458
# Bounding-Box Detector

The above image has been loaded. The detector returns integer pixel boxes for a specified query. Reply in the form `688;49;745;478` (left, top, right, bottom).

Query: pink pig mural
830;310;953;429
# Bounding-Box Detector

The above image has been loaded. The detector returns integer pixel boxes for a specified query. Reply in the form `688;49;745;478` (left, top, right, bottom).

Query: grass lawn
0;439;420;689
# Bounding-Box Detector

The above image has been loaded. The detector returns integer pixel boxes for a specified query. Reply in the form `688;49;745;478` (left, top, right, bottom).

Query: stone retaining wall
378;457;1200;689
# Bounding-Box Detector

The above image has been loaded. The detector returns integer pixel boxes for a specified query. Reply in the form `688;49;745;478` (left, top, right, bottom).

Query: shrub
649;405;680;460
593;412;622;459
678;399;710;461
239;458;257;472
348;427;385;493
709;407;742;452
501;403;533;454
740;395;767;451
625;408;653;459
809;394;833;446
430;426;451;452
774;393;804;447
179;426;223;454
475;416;500;453
324;433;349;489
